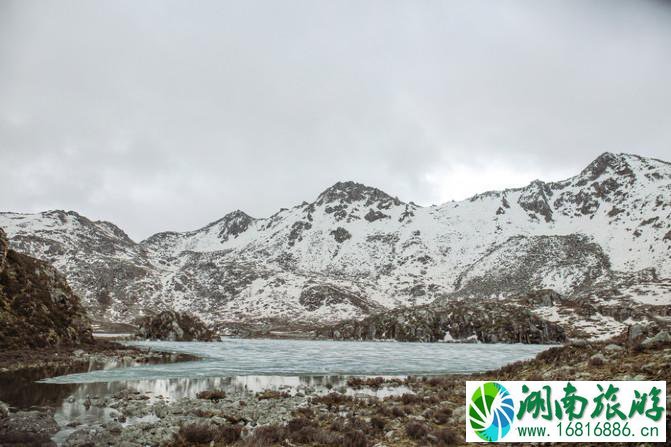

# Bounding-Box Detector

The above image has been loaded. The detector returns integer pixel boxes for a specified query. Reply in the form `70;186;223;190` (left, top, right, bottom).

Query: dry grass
255;389;291;400
370;415;386;431
175;423;216;444
240;425;284;446
196;389;226;401
391;405;406;417
432;406;453;424
342;430;368;447
310;392;353;408
286;417;315;433
292;406;314;419
346;376;386;389
430;427;459;446
218;425;242;444
405;420;430;440
171;422;241;446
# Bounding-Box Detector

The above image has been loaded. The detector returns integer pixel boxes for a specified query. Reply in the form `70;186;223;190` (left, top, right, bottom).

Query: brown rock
134;310;216;341
0;227;93;349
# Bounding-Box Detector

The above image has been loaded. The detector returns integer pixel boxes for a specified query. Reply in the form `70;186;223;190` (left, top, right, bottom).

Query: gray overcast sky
1;0;670;241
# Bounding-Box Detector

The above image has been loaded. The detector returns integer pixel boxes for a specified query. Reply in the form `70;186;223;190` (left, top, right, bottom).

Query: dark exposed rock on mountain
318;299;567;343
204;210;255;243
321;278;671;343
316;181;402;209
329;227;351;243
0;153;669;329
134;310;216;341
298;284;383;313
517;180;554;222
515;289;562;307
0;227;93;349
453;234;611;298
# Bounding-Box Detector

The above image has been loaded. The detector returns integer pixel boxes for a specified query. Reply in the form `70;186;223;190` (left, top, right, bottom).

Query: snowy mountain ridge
1;152;670;325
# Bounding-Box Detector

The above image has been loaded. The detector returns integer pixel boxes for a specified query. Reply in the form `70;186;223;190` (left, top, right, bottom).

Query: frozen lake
0;339;555;445
41;339;552;384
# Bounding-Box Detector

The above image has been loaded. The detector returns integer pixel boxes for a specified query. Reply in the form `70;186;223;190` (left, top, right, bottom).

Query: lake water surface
41;339;552;384
1;339;553;445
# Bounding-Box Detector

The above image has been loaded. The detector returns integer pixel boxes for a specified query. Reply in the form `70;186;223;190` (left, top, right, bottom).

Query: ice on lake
41;339;553;384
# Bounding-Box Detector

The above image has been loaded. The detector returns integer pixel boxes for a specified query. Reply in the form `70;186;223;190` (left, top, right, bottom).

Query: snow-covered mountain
1;152;670;325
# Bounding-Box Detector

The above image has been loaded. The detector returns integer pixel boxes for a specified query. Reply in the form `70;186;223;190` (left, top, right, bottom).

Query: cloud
1;0;670;240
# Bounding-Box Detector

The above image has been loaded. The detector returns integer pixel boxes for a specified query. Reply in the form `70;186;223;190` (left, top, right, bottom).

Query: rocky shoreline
0;340;198;376
1;334;668;447
0;340;198;447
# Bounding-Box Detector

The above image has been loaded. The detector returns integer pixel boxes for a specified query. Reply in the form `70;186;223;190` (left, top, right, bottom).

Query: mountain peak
223;209;253;221
208;210;254;241
204;210;253;227
42;209;85;221
595;151;620;162
316;181;402;208
579;152;633;181
1;151;670;326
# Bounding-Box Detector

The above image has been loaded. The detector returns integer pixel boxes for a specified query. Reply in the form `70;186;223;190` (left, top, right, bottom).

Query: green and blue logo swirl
469;382;515;442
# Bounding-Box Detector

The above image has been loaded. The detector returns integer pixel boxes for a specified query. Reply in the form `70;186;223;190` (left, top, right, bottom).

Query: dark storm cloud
1;0;670;240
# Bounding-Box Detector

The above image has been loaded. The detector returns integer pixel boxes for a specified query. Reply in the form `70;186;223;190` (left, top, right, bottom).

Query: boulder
0;409;59;446
627;324;646;345
134;310;216;341
588;353;607;366
641;330;671;348
604;344;624;353
518;289;562;307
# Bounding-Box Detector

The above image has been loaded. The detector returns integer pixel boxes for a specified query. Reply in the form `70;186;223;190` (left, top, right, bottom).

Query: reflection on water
0;366;80;409
0;354;185;408
49;374;412;445
0;358;128;408
55;374;410;414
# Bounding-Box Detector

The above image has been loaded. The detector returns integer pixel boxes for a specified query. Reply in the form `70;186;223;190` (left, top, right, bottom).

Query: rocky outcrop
315;181;402;209
453;234;612;298
0;229;7;272
318;299;566;343
0;408;59;446
134;311;216;341
0;228;93;349
516;289;562;307
517;180;554;222
329;227;351;243
298;284;382;313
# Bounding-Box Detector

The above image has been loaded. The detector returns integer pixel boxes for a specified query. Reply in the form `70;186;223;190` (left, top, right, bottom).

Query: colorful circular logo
469;382;515;442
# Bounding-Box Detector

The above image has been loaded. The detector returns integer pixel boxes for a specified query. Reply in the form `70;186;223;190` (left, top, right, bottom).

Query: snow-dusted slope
1;152;670;324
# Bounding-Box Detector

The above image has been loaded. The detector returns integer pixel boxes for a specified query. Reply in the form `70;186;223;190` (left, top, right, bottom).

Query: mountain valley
1;152;670;341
